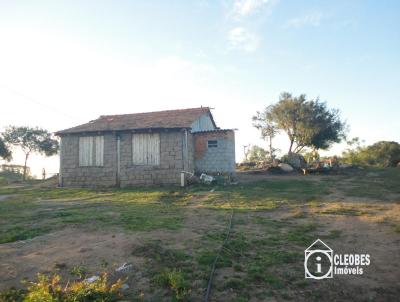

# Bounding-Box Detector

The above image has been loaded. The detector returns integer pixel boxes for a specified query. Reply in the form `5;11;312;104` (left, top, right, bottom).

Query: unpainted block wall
119;131;189;186
60;134;117;187
59;129;240;187
193;131;236;175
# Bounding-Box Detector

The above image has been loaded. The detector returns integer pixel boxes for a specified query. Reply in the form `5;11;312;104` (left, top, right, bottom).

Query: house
55;107;236;187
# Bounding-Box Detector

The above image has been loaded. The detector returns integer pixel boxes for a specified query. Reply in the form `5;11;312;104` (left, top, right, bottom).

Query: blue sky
0;0;399;176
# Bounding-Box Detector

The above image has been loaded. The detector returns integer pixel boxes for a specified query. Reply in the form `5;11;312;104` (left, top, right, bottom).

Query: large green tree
0;136;12;161
261;92;346;153
3;126;59;180
305;100;347;150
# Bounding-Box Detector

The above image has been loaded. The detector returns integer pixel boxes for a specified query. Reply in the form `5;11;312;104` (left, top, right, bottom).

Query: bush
280;154;289;164
0;288;26;302
248;146;268;162
0;170;24;184
154;269;190;300
342;141;400;167
0;273;124;302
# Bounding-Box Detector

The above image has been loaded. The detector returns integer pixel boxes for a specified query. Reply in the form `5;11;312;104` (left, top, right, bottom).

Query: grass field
0;168;399;301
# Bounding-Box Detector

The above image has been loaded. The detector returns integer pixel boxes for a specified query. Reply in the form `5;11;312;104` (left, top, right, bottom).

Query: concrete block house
56;107;236;187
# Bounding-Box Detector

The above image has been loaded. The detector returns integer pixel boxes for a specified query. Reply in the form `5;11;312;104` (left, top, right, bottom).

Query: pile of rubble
238;153;355;175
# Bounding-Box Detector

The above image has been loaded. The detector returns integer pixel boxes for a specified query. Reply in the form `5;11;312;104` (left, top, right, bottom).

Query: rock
85;275;100;283
278;163;294;172
115;262;133;273
287;153;307;169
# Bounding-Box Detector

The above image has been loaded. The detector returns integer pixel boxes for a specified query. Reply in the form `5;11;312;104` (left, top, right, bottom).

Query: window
79;136;104;166
132;133;160;165
208;140;218;148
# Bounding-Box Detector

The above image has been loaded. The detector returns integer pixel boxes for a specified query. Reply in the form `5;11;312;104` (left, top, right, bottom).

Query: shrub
279;154;287;164
0;170;25;184
342;141;400;167
154;269;190;300
248;146;268;162
0;288;26;302
70;265;87;279
0;273;124;302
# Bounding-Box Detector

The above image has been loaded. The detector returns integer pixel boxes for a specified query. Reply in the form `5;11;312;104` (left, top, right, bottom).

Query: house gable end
191;112;217;132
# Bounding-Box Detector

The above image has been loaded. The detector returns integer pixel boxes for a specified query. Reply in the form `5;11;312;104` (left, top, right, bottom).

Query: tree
243;144;250;161
248;145;268;162
252;105;279;160
306;100;347;151
363;141;400;167
342;140;400;167
341;137;365;165
266;92;346;153
3;126;59;180
0;136;12;161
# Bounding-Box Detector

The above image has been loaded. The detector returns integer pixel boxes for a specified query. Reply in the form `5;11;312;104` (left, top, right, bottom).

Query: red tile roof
56;107;216;135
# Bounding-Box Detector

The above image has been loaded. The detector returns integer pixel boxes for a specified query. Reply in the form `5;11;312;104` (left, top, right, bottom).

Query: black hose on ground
204;208;234;302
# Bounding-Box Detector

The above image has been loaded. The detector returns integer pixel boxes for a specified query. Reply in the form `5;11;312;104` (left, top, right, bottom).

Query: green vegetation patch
0;187;186;243
0;273;124;302
153;269;191;301
196;179;330;209
0;225;50;244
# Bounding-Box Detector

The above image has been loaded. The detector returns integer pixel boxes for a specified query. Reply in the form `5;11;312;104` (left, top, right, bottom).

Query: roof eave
55;127;192;136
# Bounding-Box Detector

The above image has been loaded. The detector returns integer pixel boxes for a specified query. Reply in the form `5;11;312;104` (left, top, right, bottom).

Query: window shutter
132;134;144;165
79;136;104;166
132;133;160;165
148;133;160;165
79;137;92;166
79;137;84;165
94;136;104;166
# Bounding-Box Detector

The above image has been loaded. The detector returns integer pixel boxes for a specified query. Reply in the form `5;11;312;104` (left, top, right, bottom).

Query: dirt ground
1;208;399;301
0;170;399;301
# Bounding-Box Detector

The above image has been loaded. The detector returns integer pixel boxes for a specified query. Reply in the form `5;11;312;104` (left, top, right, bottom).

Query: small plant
70;265;87;279
154;269;190;301
224;278;246;290
101;259;109;268
0;287;26;302
0;273;124;302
